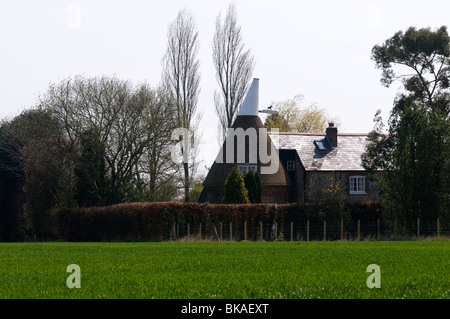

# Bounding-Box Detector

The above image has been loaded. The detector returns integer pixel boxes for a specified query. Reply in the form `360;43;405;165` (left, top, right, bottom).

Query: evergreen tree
364;26;450;232
75;128;107;207
255;172;263;203
223;165;250;204
244;171;257;203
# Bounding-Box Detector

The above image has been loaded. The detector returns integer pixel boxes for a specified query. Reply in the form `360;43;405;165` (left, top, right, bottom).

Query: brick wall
261;185;292;204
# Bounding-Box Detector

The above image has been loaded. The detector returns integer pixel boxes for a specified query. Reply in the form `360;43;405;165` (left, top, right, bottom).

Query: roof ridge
268;132;370;136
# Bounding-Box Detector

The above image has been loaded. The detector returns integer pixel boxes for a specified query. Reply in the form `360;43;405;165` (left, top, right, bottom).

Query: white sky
1;0;449;174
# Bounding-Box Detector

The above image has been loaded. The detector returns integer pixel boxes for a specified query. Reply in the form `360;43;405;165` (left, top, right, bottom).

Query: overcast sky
1;0;449;173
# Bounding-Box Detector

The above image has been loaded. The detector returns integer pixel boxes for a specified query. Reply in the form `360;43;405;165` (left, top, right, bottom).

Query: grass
0;240;448;299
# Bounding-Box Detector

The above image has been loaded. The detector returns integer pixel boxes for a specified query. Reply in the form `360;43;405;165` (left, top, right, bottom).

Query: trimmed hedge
49;201;384;241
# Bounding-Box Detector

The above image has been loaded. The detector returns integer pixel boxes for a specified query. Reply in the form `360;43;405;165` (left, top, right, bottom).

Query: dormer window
314;138;331;152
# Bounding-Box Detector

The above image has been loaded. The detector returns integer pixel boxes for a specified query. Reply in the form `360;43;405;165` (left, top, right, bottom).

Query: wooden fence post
417;218;420;240
199;223;202;239
290;222;294;241
213;224;220;242
188;223;190;238
244;221;247;241
260;221;263;241
307;220;310;242
437;218;440;238
220;222;223;241
275;222;278;241
230;222;232;241
357;220;360;241
377;218;380;239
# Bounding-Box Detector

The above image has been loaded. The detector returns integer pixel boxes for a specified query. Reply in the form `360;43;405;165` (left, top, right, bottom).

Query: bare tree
213;4;255;142
138;83;180;202
42;75;142;203
162;8;201;202
41;75;181;204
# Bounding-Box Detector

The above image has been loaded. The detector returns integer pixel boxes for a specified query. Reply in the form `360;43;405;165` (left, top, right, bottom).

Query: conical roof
236;78;259;117
203;79;291;188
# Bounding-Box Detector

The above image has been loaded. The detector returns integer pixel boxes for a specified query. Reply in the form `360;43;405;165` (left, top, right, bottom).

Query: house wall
203;170;380;204
279;150;305;203
203;185;293;204
262;185;293;204
304;171;380;202
203;186;225;203
293;157;306;203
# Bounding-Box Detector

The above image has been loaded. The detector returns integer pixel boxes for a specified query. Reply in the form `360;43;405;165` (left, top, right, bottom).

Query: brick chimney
326;123;337;148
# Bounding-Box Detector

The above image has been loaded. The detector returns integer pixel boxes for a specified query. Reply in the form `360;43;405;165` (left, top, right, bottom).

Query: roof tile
273;132;370;171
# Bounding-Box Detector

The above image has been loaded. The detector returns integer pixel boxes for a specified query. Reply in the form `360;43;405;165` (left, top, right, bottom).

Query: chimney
326;123;337;148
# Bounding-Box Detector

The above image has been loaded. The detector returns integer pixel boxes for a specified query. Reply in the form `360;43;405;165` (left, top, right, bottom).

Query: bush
244;171;257;203
254;172;262;203
223;165;250;204
49;201;388;242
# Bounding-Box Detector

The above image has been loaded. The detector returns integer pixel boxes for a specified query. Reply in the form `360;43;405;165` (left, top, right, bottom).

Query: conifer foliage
254;172;263;203
223;165;250;204
244;171;257;203
244;171;263;203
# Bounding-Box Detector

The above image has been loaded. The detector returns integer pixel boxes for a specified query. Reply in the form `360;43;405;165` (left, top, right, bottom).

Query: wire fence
172;217;450;241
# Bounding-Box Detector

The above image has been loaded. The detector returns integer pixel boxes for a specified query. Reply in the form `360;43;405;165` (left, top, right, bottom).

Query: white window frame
286;160;295;171
349;176;366;194
238;163;257;175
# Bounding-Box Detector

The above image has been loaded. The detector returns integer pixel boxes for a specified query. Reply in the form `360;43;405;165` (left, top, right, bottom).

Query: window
287;160;295;171
314;140;327;151
314;138;331;152
238;164;257;175
349;176;366;194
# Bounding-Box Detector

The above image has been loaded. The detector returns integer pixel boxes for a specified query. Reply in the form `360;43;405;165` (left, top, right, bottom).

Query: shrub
48;201;388;242
244;171;257;203
223;165;250;204
254;172;263;203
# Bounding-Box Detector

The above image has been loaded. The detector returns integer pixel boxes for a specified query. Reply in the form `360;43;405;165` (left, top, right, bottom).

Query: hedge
49;201;384;241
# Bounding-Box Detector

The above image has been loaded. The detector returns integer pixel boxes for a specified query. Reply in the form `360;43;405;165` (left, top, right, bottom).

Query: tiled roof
203;116;292;187
271;132;370;171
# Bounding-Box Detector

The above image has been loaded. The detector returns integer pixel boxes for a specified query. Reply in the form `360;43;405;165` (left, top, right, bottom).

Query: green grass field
0;240;448;299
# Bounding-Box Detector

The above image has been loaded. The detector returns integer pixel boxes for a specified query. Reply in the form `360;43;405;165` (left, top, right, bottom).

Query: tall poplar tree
162;8;201;202
213;4;255;142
